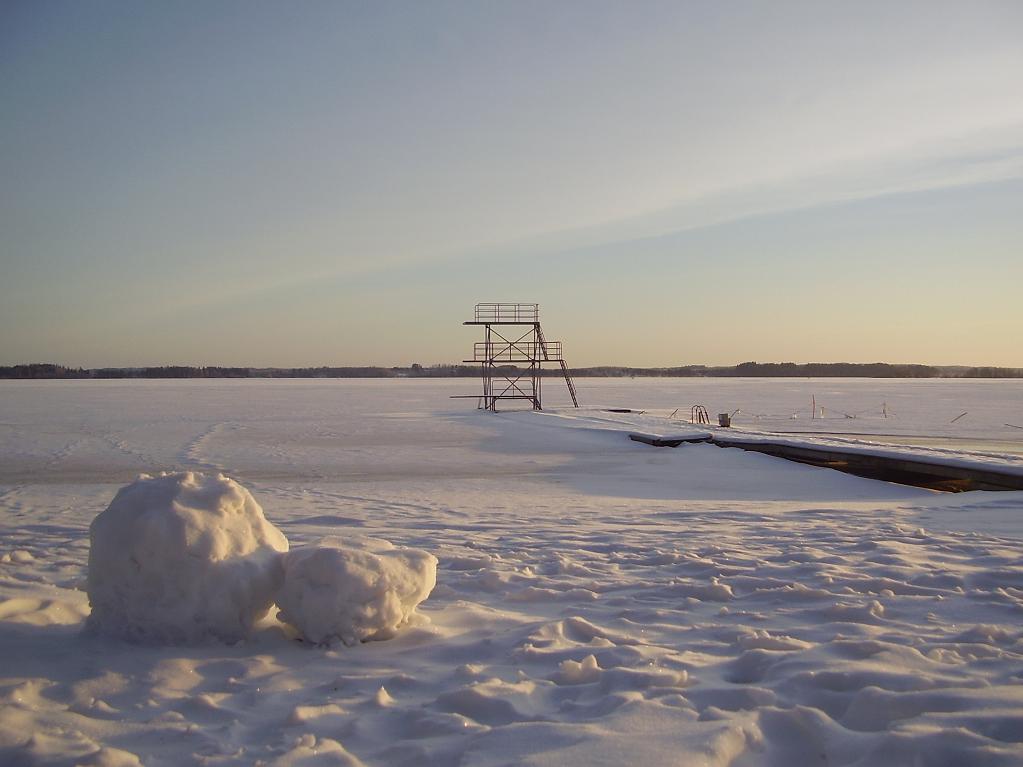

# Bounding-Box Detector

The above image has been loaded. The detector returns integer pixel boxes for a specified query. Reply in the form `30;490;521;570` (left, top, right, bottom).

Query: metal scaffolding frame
456;303;579;411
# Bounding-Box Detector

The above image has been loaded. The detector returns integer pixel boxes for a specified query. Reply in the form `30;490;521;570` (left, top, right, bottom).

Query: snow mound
275;536;437;645
554;654;603;685
86;472;289;643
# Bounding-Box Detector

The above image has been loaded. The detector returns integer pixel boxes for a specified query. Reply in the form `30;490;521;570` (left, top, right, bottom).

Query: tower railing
467;341;562;362
472;303;539;323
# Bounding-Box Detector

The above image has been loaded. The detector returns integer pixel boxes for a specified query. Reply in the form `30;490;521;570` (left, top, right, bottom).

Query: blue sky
2;1;1021;367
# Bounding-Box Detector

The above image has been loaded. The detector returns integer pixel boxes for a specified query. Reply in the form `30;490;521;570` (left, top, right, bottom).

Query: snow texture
1;379;1021;766
86;471;289;643
276;536;437;645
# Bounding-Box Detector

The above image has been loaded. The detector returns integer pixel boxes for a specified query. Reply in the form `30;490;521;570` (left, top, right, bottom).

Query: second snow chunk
276;536;437;645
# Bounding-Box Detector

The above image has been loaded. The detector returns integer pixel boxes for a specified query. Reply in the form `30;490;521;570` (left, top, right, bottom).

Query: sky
2;1;1021;368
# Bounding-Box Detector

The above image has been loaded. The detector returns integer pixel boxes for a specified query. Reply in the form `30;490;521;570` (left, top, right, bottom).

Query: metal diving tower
456;303;579;411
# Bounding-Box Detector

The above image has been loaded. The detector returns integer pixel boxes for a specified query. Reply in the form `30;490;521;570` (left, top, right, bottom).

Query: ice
86;471;288;643
275;536;437;645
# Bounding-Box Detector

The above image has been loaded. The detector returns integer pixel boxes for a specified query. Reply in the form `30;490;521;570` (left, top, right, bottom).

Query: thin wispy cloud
1;2;1020;366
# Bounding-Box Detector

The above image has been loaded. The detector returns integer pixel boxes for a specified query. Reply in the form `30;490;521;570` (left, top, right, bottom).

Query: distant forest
3;362;1022;379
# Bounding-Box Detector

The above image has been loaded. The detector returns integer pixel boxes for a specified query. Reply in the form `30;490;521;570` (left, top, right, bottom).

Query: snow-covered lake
1;378;1022;765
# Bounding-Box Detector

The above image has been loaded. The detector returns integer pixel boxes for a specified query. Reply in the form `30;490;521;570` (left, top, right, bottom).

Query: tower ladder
537;325;579;408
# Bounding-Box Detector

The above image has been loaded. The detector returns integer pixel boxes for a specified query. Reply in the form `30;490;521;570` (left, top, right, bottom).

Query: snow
276;536;437;645
86;472;289;643
1;378;1022;765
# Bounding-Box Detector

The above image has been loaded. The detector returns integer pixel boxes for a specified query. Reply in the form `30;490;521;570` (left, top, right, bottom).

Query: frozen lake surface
1;379;1022;765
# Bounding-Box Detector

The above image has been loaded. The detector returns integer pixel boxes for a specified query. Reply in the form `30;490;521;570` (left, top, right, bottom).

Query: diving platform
456;302;579;412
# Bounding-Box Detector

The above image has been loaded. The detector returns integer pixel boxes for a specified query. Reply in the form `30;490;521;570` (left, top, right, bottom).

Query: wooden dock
629;432;1023;492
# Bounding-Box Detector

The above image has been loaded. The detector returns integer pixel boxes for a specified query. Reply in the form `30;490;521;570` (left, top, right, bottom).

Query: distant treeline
566;362;945;378
3;362;1022;379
